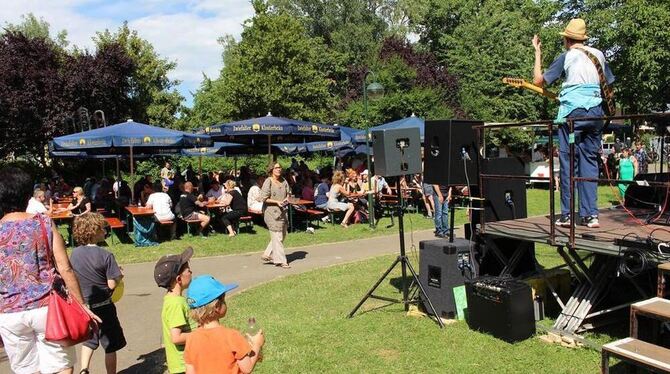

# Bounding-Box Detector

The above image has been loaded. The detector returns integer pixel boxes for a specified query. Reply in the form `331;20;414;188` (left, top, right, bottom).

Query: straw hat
559;18;588;41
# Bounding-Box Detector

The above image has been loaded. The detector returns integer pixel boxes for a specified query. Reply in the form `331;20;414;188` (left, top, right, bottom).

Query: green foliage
94;23;184;127
2;13;69;50
419;0;560;122
586;0;670;114
268;0;388;64
190;3;337;126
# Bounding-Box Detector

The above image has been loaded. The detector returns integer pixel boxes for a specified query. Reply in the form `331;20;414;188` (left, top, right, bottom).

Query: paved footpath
1;229;438;373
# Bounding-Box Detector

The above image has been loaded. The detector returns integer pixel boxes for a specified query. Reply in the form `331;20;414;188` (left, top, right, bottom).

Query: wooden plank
603;338;670;371
632;298;670;321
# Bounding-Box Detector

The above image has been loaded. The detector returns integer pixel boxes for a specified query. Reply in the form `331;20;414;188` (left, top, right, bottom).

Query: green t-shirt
161;294;197;373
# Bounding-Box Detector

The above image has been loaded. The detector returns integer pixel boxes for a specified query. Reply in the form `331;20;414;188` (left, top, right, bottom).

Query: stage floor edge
481;207;670;256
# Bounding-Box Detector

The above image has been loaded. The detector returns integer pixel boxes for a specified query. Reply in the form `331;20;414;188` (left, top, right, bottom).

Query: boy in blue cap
184;275;265;374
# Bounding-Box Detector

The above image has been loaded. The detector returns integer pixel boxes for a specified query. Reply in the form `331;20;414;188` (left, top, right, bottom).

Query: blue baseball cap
186;275;238;308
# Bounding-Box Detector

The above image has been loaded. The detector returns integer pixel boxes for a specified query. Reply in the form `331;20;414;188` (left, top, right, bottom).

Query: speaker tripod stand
348;184;445;328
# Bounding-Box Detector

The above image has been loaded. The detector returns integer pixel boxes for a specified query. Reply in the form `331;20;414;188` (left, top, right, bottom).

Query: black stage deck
482;207;670;256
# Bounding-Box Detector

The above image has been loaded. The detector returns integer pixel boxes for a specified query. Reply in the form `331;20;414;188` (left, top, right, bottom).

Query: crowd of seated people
36;155;439;241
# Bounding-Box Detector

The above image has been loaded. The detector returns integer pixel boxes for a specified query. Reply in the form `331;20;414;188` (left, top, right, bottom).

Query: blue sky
0;0;256;107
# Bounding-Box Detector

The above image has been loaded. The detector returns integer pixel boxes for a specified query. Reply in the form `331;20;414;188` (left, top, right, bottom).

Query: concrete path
1;229;438;373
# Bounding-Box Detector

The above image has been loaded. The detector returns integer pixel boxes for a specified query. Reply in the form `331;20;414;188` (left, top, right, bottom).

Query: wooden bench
157;220;176;240
104;217;125;244
326;208;345;225
601;337;670;373
237;215;253;232
298;208;327;227
183;218;203;236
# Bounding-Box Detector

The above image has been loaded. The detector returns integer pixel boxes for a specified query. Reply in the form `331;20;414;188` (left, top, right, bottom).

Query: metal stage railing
474;112;670;249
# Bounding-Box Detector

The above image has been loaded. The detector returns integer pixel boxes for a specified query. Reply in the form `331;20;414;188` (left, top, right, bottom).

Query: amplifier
465;276;535;342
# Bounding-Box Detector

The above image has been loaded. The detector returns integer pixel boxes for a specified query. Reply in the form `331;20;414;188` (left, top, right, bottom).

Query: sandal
340;223;349;228
277;263;291;269
261;255;272;263
80;370;90;374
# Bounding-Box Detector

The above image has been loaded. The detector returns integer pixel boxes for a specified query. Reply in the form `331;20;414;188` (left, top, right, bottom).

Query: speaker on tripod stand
349;127;446;328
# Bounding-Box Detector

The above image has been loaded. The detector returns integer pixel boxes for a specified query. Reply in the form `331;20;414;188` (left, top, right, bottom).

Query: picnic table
49;210;74;246
125;206;157;246
288;198;314;232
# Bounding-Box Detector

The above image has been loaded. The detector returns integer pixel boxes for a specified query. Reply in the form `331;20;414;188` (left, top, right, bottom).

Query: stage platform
480;206;670;335
482;207;670;255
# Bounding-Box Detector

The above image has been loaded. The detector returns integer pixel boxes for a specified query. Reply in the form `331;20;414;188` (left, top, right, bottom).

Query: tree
2;13;69;50
94;23;184;127
0;30;136;165
586;0;670;114
418;0;560;122
61;42;135;126
336;36;461;128
0;32;66;163
268;0;388;64
191;1;336;124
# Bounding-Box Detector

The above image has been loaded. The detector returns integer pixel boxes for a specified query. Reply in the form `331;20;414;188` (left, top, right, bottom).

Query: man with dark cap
154;247;196;374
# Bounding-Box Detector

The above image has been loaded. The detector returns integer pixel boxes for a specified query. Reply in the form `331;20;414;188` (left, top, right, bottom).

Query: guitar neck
503;78;558;101
521;82;558;101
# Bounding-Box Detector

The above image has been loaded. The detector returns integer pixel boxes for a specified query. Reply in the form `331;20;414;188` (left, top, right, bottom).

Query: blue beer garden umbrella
201;113;340;158
51;119;212;200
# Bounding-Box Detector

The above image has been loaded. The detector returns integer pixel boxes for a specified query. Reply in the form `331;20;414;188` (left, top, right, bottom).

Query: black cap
154;247;194;288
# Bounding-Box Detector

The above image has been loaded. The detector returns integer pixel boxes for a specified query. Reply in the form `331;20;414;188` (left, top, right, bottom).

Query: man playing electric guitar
532;18;615;229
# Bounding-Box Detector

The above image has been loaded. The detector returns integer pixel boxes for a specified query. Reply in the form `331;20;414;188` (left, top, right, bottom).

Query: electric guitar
502;77;558;101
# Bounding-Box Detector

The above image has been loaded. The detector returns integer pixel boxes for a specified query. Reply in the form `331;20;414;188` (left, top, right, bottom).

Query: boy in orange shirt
184;275;265;374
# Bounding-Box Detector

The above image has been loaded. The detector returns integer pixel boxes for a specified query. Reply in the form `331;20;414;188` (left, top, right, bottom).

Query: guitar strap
574;47;615;116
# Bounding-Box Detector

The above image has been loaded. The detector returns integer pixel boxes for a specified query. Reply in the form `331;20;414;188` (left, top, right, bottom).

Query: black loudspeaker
625;173;668;210
372;127;421;177
419;238;472;319
471;158;535;277
465;276;535;342
479;157;527;221
424;119;482;186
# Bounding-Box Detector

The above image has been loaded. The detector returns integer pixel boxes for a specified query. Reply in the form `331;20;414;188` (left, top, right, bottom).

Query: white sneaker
321;216;330;223
306;227;315;234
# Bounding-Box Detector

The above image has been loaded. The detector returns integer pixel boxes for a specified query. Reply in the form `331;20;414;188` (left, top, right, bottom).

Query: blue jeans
558;106;604;218
433;197;450;235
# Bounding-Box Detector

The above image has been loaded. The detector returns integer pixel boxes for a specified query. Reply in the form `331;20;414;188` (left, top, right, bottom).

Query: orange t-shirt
184;326;252;374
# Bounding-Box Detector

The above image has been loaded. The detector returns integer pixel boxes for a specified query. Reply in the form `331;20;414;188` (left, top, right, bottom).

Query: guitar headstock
502;77;526;87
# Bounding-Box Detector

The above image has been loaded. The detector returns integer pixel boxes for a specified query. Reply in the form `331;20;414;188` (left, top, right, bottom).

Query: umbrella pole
199;155;202;178
116;157;120;181
234;157;238;177
267;135;272;165
130;145;135;203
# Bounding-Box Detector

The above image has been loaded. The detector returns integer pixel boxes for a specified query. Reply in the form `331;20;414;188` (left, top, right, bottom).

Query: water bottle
246;317;263;361
246;317;259;337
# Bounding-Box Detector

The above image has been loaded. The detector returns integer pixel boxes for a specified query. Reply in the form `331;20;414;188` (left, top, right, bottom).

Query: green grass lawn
60;186;620;264
222;247;608;373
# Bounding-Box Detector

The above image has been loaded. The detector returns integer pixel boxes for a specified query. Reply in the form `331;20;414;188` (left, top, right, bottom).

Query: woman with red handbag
0;167;100;374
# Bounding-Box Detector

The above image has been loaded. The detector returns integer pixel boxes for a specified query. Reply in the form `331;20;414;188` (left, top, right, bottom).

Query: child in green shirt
154;247;197;374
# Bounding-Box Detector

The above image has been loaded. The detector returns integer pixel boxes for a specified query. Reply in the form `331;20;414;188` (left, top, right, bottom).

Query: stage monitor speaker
419;238;472;319
479;157;527;222
371;127;421;177
465;276;535;343
423;119;482;186
625;172;668;210
470;158;535;277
